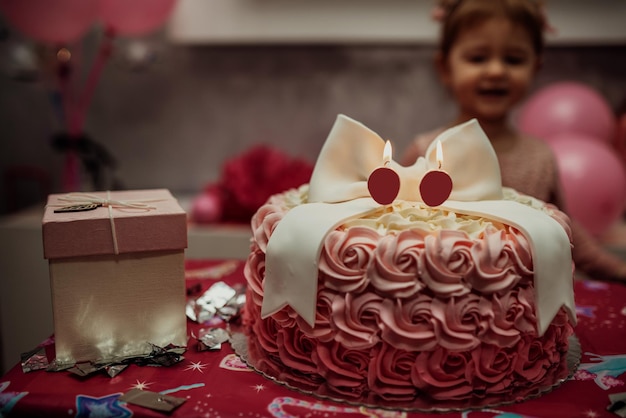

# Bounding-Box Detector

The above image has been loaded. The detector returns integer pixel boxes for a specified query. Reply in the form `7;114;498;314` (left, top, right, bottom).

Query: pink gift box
42;189;188;365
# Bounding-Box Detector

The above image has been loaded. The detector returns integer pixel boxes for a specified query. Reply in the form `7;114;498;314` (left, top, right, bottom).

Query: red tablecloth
2;259;626;418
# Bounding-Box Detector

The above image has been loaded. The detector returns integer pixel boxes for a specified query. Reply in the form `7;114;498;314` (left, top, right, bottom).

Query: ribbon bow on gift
49;191;162;255
262;115;576;335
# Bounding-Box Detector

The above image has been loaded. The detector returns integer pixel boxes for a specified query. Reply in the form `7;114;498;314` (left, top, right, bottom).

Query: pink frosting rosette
549;312;574;353
276;327;324;392
319;227;379;293
514;333;559;383
367;343;419;402
549;308;573;331
369;230;426;297
411;348;474;401
431;293;491;351
269;305;299;329
244;316;284;382
330;291;383;349
468;226;533;294
294;289;335;342
379;293;437;351
421;230;474;297
471;344;517;395
506;227;534;275
243;245;265;307
246;335;283;381
314;341;370;400
251;202;286;253
482;286;536;347
276;326;318;373
251;315;281;357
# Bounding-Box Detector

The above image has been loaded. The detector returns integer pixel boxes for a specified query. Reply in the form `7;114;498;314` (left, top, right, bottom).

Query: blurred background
0;0;625;215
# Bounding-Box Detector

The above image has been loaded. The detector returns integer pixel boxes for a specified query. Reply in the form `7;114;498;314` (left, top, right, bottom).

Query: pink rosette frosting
514;337;555;383
379;294;437;351
421;230;474;297
369;230;426;297
276;327;324;391
276;327;318;373
430;293;491;351
367;344;419;402
269;305;299;329
514;318;570;383
246;333;283;381
295;289;335;342
471;344;517;394
482;286;536;347
506;227;533;277
411;348;474;401
243;244;265;307
319;227;379;293
251;315;281;357
244;316;283;376
314;341;370;399
331;291;383;349
468;226;533;294
251;202;285;252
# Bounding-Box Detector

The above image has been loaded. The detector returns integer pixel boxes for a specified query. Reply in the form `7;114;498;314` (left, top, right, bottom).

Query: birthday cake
242;115;577;409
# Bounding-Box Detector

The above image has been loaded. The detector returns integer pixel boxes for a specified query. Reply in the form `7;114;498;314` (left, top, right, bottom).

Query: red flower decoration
192;145;314;224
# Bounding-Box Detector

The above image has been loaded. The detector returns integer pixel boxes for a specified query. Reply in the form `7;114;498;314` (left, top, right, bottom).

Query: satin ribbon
262;115;576;335
50;191;161;255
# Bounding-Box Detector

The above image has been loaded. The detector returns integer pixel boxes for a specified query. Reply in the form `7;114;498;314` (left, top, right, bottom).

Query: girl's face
439;17;540;123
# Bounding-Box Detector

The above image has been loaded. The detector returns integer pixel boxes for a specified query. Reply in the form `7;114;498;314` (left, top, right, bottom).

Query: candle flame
383;140;392;166
436;140;443;169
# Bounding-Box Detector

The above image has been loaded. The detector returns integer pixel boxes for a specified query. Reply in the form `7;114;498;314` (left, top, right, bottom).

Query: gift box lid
42;189;188;259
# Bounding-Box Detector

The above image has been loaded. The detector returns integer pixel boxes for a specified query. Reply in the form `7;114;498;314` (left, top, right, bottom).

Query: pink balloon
99;0;176;36
0;0;97;44
549;133;626;236
518;82;616;144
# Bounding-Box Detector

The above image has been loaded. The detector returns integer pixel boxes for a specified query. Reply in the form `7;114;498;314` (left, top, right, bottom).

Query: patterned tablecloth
1;259;626;418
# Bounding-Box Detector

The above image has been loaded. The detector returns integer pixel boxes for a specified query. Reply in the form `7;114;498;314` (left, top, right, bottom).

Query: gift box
42;189;188;365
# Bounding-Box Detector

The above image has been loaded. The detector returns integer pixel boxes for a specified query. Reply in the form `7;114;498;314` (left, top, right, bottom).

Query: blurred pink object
549;133;626;236
518;82;616;144
191;187;223;224
192;145;314;224
98;0;177;36
0;0;97;44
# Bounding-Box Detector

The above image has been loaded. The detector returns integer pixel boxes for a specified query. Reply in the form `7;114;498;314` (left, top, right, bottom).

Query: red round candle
419;170;453;207
367;166;400;205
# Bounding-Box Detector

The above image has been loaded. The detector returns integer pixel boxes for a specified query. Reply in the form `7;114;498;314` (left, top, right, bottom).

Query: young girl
402;0;626;282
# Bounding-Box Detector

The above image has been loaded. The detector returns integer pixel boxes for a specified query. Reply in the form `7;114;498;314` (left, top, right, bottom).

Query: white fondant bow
262;115;576;335
308;115;503;204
